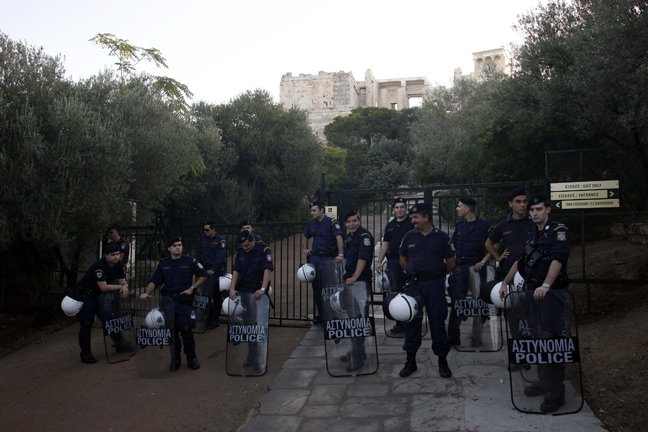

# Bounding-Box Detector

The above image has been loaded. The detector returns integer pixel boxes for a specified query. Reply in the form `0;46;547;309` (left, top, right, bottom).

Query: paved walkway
241;311;606;432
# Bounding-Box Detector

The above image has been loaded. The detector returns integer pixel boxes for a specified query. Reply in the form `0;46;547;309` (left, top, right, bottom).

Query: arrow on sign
554;201;562;209
608;190;616;198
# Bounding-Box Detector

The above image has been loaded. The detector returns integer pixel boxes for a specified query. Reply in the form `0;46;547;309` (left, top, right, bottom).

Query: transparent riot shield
226;292;270;377
192;276;215;334
505;290;583;415
322;280;379;377
134;296;176;379
448;265;501;352
101;292;135;364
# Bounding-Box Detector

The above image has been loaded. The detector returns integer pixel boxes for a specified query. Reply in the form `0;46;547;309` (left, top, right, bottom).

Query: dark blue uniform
196;232;227;273
77;258;126;356
233;241;273;291
400;228;455;357
344;227;374;284
383;216;415;290
452;218;492;265
149;254;209;365
149;255;209;327
196;232;227;327
489;213;535;277
304;216;343;318
518;219;570;406
116;237;129;265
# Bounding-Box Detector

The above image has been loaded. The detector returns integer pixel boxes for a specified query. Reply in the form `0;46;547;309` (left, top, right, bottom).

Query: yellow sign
550;180;619;192
325;206;338;219
552;199;620;209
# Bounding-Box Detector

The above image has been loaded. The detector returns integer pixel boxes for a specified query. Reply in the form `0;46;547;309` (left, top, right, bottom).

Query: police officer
140;237;209;371
108;224;129;266
238;220;263;244
448;197;492;346
302;201;344;325
196;220;227;330
499;194;570;413
376;197;414;335
337;209;374;372
399;203;455;378
76;243;129;364
485;187;535;280
229;230;273;367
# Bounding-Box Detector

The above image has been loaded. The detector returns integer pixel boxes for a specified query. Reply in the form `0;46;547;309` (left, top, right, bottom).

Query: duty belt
456;256;481;265
237;281;263;290
408;270;446;282
312;250;336;258
161;290;193;304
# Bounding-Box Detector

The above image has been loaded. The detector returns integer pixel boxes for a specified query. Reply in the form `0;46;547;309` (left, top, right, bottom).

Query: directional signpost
550;180;620;210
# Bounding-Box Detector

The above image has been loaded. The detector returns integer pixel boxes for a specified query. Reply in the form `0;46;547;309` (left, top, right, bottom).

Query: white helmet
219;274;233;292
61;296;83;316
513;272;525;291
145;308;166;329
491;282;516;309
297;264;316;283
388;293;423;322
266;286;273;296
330;291;345;314
375;273;391;292
222;297;245;317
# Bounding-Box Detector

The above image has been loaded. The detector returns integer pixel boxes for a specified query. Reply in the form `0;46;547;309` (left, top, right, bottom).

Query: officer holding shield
196;220;227;330
499;194;570;413
448;197;492;346
141;237;209;371
229;231;273;368
399;203;455;378
302;201;344;325
376;197;414;335
76;243;129;364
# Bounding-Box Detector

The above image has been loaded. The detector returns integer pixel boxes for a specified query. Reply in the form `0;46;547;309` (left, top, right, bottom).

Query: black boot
438;356;452;378
79;325;96;364
399;352;417;377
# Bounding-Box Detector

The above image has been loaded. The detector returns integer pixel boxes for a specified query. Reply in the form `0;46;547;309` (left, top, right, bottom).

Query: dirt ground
1;235;647;431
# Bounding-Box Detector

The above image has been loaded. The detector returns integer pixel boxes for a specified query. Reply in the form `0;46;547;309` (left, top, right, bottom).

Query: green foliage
90;33;193;115
194;90;322;222
358;139;411;188
322;146;347;189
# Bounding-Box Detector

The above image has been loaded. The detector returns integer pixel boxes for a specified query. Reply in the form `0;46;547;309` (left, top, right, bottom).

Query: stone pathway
241;311;606;432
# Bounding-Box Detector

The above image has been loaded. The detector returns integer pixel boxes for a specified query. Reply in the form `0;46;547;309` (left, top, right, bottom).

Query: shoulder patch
363;237;371;247
266;254;272;262
334;223;341;230
95;270;103;279
197;262;204;269
221;242;226;248
556;231;567;242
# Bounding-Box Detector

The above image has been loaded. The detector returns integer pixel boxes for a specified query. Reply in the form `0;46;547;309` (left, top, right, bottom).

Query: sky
1;0;545;105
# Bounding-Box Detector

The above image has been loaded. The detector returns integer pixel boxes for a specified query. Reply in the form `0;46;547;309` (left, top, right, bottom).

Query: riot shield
192;276;215;334
101;292;135;364
381;262;428;339
448;265;501;352
322;280;379;377
505;290;583;415
226;292;270;377
134;296;176;379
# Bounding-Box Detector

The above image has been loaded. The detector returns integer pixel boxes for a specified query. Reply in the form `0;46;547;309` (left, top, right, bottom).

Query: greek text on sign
550;180;619;192
228;325;266;343
550;189;618;200
192;295;209;310
453;299;498;317
507;337;580;364
553;199;620;209
325;317;375;340
136;328;171;346
104;314;133;336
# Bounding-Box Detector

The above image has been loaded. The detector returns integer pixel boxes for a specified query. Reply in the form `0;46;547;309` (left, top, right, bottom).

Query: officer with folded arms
141;237;209;371
399;203;455;378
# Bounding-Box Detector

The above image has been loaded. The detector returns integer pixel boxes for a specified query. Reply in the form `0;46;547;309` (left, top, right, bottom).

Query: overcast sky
1;0;545;105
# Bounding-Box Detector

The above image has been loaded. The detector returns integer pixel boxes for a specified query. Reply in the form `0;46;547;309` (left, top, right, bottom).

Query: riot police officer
338;209;374;372
376;197;414;335
486;187;535;280
76;243;129;364
196;220;227;329
499;194;570;413
448;197;492;346
229;230;273;368
141;237;209;371
302;201;344;325
399;203;455;379
108;224;129;266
